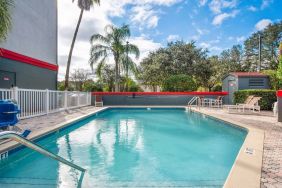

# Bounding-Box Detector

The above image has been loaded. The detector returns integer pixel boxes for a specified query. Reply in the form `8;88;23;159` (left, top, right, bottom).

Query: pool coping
0;106;264;188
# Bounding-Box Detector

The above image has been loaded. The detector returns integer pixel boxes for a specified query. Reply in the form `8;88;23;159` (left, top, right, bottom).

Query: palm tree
0;0;13;42
89;24;140;91
64;0;100;90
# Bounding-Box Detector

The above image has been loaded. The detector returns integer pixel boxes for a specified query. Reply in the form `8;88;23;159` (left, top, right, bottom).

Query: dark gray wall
91;95;222;106
0;0;57;65
0;58;57;90
238;77;270;90
278;97;282;122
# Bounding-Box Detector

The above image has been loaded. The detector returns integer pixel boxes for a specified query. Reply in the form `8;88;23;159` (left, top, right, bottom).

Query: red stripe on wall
92;92;229;96
0;48;58;71
277;90;282;97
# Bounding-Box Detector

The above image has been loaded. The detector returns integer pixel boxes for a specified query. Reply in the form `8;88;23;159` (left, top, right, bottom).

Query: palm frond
120;54;138;77
89;49;108;67
90;44;110;53
127;44;140;59
75;0;100;11
90;34;110;44
0;0;14;42
115;24;130;41
95;58;106;79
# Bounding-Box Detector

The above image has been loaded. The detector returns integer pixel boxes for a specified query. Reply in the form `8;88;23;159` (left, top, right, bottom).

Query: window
249;78;264;87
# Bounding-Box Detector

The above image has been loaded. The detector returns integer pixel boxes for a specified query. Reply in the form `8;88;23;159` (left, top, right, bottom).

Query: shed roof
229;72;268;77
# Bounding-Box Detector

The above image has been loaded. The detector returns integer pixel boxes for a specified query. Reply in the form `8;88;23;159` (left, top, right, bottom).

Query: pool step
0;177;56;187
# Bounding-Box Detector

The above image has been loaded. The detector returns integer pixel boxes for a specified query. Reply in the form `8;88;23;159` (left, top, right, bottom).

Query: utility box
222;72;270;104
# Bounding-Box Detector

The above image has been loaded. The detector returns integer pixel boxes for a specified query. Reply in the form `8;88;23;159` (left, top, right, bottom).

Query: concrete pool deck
0;106;281;188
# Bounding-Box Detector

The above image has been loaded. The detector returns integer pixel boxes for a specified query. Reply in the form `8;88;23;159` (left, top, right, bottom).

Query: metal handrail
0;131;85;172
187;96;200;107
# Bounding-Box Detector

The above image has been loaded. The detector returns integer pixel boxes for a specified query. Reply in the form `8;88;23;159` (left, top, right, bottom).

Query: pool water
0;108;247;187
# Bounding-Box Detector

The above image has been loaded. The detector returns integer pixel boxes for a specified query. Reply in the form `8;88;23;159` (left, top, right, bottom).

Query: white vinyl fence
0;87;92;119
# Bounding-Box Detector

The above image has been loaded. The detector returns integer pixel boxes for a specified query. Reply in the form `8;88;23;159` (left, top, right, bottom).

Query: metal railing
0;87;92;119
187;96;200;108
0;131;85;172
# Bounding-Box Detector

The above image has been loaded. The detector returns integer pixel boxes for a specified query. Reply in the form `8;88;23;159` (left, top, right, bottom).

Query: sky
57;0;281;80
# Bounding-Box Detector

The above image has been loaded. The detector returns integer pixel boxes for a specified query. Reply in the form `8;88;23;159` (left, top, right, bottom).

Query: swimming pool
0;108;247;187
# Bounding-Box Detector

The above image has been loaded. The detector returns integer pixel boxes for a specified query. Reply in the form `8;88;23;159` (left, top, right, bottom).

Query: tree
138;41;208;89
277;43;282;87
163;74;197;92
89;24;140;91
82;80;103;91
243;21;282;71
0;0;13;42
262;70;281;90
70;69;90;91
64;0;100;90
138;51;169;90
97;64;115;91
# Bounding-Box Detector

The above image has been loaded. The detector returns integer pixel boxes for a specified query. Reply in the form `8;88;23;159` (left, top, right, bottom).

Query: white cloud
167;34;180;42
212;10;239;25
209;0;222;14
210;46;222;52
236;36;245;42
228;36;234;40
200;42;211;48
198;0;208;7
248;6;257;12
255;19;272;31
196;28;209;35
129;36;162;62
209;0;237;14
209;39;220;44
261;0;273;10
199;42;222;53
189;27;209;41
137;0;182;6
130;5;160;29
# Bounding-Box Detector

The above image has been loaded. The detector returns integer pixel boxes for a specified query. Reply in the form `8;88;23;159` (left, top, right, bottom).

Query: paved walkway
192;107;282;188
17;106;102;134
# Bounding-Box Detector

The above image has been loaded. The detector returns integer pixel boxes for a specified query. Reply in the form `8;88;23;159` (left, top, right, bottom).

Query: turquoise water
0;108;246;187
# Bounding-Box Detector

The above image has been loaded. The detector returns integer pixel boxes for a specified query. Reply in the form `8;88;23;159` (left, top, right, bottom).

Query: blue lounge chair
0;100;21;128
0;100;31;138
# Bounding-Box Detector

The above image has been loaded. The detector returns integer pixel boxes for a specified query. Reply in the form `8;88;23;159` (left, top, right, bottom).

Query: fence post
89;92;91;105
46;89;49;115
12;87;19;103
77;92;80;107
86;92;88;106
64;90;68;110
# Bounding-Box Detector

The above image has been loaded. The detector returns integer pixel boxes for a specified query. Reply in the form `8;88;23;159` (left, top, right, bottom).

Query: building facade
222;72;270;104
0;0;58;90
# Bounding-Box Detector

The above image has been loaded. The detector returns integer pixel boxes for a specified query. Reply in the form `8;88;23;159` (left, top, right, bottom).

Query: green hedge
233;89;276;110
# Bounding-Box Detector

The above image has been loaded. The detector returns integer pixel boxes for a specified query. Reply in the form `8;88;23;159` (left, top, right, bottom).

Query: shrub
277;42;282;87
262;70;282;90
233;89;276;110
212;84;222;92
162;74;197;92
82;81;103;92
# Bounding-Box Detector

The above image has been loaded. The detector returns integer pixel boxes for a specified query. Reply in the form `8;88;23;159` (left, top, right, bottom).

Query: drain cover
245;147;255;155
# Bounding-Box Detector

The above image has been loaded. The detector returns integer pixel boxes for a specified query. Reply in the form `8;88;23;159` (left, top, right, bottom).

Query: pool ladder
0;131;85;172
187;96;200;109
